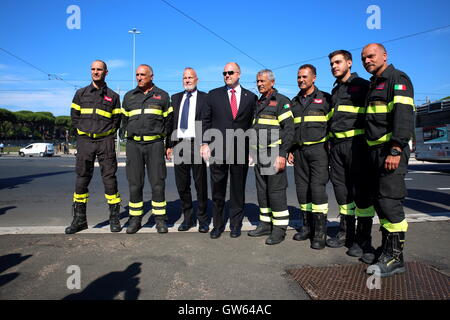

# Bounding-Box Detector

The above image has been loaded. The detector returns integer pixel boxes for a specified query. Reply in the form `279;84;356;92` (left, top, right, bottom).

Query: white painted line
437;188;450;190
408;171;444;174
1;213;449;235
404;178;413;181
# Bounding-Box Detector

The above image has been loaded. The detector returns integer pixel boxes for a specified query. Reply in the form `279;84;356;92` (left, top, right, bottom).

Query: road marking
437;188;450;190
408;171;445;174
405;178;413;181
1;213;449;235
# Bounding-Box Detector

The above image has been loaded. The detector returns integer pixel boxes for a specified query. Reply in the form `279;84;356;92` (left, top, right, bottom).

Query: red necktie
230;89;238;119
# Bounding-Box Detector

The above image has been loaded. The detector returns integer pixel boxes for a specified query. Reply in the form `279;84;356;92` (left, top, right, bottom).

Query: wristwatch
389;148;402;156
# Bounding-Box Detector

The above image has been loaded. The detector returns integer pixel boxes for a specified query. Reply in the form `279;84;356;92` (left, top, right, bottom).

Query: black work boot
248;221;272;237
65;202;88;234
311;213;327;250
346;217;375;263
265;226;286;245
126;216;142;234
293;211;313;241
326;214;356;248
155;215;168;234
109;203;122;232
367;231;406;277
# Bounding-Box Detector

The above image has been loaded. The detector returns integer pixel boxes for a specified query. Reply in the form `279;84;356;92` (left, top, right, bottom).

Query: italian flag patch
395;84;407;91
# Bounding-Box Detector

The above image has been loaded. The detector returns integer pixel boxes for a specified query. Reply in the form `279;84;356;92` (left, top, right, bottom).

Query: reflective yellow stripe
107;197;121;204
339;202;356;215
304;115;327;122
326;109;334;120
73;192;89;203
96;109;112;118
252;119;256;125
334;129;365;139
112;108;122;115
163;106;174;117
303;136;328;145
272;219;289;226
129;201;143;208
152;200;167;207
129;209;143;216
105;193;120;200
267;139;282;147
260;208;272;214
392;96;414;107
272;210;289;218
355;206;375;218
80;108;94;114
367;132;392;146
257;118;280;126
121;108;130;117
337;105;366;113
144;108;163;116
381;219;408;232
294;117;302;124
260;215;272;223
77;128;116;138
367;103;389;113
300;203;312;212
278;110;293;122
133;135;162;141
129;109;142;117
312;203;328;214
152;209;166;215
71;103;81;111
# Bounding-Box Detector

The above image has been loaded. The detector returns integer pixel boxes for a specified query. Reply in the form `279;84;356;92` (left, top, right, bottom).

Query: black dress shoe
178;223;192;232
210;228;222;239
198;224;209;233
230;228;241;238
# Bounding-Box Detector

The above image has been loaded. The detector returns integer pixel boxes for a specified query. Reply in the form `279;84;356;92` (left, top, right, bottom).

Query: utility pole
128;28;141;88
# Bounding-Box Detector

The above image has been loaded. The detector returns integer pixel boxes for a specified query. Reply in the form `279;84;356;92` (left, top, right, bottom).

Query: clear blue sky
1;0;449;116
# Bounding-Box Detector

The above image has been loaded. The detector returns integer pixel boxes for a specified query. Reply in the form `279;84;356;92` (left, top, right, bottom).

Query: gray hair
257;69;275;81
138;64;154;75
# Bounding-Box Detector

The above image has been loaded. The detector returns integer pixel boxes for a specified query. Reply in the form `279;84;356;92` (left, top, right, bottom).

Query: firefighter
66;60;122;234
288;64;332;250
121;64;173;234
248;69;294;245
362;43;415;277
326;50;376;264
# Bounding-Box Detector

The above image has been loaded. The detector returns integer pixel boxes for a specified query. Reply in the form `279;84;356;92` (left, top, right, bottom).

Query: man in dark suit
201;62;257;239
166;68;209;233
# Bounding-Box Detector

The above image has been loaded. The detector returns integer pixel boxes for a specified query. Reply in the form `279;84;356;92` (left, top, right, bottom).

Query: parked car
19;143;54;157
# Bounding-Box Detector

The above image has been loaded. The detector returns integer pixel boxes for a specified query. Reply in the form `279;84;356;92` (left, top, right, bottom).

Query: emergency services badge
104;96;112;102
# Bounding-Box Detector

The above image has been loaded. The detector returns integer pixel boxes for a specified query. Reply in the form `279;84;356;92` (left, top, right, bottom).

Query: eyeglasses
223;71;238;76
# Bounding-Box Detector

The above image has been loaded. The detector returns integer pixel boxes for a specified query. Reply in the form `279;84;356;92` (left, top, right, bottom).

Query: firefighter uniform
67;83;122;234
290;87;332;249
121;85;173;234
248;89;294;245
327;73;376;262
364;64;415;277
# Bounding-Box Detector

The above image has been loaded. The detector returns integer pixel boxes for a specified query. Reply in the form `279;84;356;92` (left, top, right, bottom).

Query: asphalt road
0;155;449;302
0;155;449;230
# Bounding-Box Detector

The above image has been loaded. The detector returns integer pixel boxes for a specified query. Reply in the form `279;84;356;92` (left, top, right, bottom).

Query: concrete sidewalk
0;221;448;300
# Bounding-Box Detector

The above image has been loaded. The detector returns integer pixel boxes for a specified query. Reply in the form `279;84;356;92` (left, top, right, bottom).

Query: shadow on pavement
0;253;33;287
405;189;450;213
0;171;73;190
0;206;17;216
62;262;142;300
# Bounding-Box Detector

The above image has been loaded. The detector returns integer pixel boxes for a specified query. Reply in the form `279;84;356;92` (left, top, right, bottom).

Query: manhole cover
287;261;450;300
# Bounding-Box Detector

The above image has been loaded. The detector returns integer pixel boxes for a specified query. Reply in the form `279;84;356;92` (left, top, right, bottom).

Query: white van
19;143;54;157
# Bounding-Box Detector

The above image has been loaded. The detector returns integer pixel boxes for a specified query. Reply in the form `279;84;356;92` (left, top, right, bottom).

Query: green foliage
0;108;73;141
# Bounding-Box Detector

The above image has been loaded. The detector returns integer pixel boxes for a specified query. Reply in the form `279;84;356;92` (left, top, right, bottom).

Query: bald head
361;43;388;76
223;62;241;88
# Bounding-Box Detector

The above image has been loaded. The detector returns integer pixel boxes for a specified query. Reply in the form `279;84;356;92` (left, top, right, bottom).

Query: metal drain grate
287;261;450;300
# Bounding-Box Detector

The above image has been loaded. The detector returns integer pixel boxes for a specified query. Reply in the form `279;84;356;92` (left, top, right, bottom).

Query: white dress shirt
177;90;197;139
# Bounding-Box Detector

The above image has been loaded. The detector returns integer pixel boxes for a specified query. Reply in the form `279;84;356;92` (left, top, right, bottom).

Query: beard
184;84;196;92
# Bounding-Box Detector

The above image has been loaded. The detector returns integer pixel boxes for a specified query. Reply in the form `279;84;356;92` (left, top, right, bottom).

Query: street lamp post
128;28;141;88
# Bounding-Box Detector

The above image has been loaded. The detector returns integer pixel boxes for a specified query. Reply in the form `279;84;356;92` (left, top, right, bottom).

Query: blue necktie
180;91;192;130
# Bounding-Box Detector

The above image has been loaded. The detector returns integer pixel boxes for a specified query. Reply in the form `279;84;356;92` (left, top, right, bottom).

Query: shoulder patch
313;99;322;104
269;100;277;107
394;84;407;91
283;104;290;109
376;82;385;90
